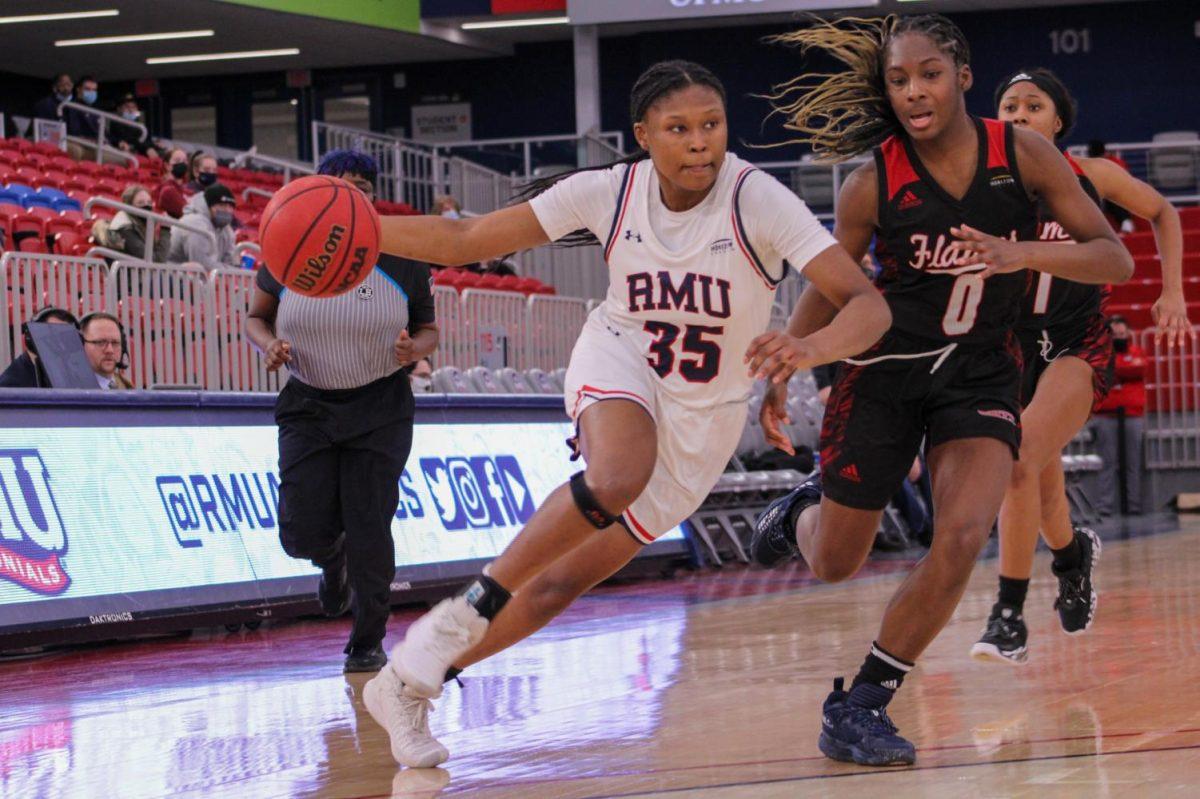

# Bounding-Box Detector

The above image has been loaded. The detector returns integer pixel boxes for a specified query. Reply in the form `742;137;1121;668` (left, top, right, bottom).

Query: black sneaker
970;603;1029;665
344;644;387;673
818;678;915;766
1053;526;1101;634
319;554;351;617
749;471;822;567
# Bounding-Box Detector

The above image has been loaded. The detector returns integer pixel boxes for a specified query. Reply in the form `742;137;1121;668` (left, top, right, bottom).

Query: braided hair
763;14;970;162
513;60;727;247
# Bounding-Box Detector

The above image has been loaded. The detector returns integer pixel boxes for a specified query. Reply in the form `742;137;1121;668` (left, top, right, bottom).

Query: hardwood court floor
3;519;1199;798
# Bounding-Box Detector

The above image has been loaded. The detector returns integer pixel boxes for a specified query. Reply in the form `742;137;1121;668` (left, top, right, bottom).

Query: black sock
849;641;914;709
459;573;511;621
1052;536;1083;572
997;576;1030;611
444;666;462;683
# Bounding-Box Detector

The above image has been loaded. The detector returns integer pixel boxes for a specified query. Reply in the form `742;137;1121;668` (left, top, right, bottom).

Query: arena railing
107;260;211;390
207;267;285;393
231;147;314;184
525;295;589;371
459;288;530;371
312;121;438;210
1067;139;1200;205
0;252;110;365
443;156;518;216
1140;325;1200;469
84;197;218;264
56;101;148;164
427;131;625;183
431;285;465;370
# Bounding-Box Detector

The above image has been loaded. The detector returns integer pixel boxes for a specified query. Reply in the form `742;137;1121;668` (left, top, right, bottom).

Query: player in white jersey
364;60;891;768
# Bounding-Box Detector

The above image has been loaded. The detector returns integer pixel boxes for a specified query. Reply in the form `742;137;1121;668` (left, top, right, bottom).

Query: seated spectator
32;73;73;122
185;152;219;195
110;94;158;158
64;75;101;137
168;182;238;270
410;357;434;392
79;313;133;389
97;184;170;261
0;308;78;388
432;195;462;219
478;257;517;277
156;147;190;218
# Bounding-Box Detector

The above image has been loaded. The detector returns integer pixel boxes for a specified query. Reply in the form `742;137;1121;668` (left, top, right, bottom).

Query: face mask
121;110;139;121
441;209;461;220
197;173;217;187
171;163;188;179
55;91;71;102
81;90;97;105
1113;338;1129;353
212;210;233;228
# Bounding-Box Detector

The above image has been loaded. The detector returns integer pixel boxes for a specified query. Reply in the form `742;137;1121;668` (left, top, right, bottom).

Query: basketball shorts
562;318;747;543
820;330;1024;511
1017;313;1114;409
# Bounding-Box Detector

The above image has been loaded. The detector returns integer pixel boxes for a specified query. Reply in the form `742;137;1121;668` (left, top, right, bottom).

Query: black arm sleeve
255;265;284;298
398;261;436;334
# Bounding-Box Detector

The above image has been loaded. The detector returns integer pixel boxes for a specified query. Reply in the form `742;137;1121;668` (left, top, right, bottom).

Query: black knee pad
569;471;621;529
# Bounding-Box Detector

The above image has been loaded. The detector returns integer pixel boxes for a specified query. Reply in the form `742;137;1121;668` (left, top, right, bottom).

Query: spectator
1087;139;1136;233
155;147;190;218
1092;315;1147;516
432;195;461;219
0;308;78;388
410;357;434;392
110;94;157;158
478;257;517;277
101;184;170;261
64;75;101;138
185;152;219;195
168;182;238;270
79;313;132;389
32;73;73;122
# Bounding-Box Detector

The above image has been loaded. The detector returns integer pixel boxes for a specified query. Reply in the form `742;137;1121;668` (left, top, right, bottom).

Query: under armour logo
624;230;642;243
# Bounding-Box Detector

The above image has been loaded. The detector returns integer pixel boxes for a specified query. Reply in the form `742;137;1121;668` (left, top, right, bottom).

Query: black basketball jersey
872;117;1038;346
1015;153;1106;335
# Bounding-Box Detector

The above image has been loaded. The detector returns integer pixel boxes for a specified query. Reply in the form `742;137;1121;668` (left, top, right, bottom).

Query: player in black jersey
744;15;1133;766
971;68;1191;665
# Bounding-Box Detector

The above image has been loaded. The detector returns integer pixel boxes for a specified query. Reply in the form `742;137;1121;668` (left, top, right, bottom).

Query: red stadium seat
45;216;78;238
476;274;505;291
432;269;459;287
71;161;103;177
31;142;64;157
51;230;80;255
17;237;47;253
14;166;41;185
454;271;482;291
1179;206;1200;231
11;212;46;241
514;277;543;295
26;206;61;225
92;181;121;198
534;284;556;295
496;274;523;292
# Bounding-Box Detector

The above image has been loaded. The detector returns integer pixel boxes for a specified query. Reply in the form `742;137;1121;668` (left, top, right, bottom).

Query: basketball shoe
363;664;449;768
392;596;488;697
818;678;915;766
1054;526;1101;634
749;471;822;567
970;603;1029;665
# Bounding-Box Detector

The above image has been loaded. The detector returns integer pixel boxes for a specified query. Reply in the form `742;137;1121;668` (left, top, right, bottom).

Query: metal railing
1141;325;1200;469
32;119;67;150
753;155;870;222
242;186;275;204
208;267;285;392
0;252;110;365
56;100;148;163
429;131;625;181
231;146;313;184
108;261;210;390
525;295;588;371
1067;139;1200;204
513;244;608;302
84;197;217;264
443;156;518;216
312;121;436;209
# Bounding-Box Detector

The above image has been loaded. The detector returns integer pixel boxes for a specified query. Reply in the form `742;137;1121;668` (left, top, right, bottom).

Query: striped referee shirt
256;255;435;390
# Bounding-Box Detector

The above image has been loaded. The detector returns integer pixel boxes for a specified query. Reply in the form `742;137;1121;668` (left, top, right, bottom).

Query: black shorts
1017;314;1114;409
819;331;1023;511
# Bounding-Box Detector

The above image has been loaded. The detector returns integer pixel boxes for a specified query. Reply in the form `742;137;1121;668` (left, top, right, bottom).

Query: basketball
259;175;381;297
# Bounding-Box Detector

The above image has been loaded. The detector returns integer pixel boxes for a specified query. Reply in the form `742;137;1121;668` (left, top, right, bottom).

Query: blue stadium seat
495;367;535;394
36;187;67;202
431;366;473;393
5;182;35;199
467;366;504;394
524;368;559;394
23;195;55;211
52;197;82;213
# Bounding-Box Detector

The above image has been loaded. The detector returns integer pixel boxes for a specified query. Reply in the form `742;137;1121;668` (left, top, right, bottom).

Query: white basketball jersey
593;154;783;407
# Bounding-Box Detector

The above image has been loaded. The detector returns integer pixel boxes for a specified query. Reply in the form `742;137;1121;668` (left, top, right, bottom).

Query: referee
246;150;438;673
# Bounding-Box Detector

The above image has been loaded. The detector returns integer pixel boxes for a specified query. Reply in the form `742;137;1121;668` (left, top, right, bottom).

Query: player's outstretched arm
379;203;552;267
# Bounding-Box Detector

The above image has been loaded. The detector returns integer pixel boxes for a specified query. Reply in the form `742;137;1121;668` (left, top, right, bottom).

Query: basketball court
4;518;1197;798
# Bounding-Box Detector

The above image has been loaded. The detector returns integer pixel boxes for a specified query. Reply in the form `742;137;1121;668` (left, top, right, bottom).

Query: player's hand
265;338;291;371
394;330;416;366
1151;291;1192;348
950;224;1026;277
760;381;794;456
744;332;820;385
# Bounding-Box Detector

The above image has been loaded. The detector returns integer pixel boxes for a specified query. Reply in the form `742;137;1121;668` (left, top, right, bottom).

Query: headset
21;306;79;355
79;311;129;371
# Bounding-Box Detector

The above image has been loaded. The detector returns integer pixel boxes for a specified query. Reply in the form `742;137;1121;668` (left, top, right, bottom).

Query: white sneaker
390;766;450;797
392;596;488;697
363;665;450;768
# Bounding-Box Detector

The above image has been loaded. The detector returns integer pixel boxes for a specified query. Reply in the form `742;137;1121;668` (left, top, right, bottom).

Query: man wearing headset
79;312;133;390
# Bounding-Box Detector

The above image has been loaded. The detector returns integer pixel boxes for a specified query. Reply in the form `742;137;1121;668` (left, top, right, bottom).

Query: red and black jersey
1016;153;1107;335
871;117;1038;346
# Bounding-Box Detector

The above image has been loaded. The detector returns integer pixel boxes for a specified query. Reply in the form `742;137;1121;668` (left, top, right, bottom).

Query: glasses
83;338;122;350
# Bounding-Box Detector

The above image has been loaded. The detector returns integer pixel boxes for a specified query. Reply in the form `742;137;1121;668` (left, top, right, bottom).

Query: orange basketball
259;175;380;297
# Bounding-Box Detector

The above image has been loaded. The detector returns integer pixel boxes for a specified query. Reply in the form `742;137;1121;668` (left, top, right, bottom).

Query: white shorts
563;320;747;543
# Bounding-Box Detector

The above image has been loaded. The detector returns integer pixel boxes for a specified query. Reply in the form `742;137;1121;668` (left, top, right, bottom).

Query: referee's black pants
275;371;414;653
